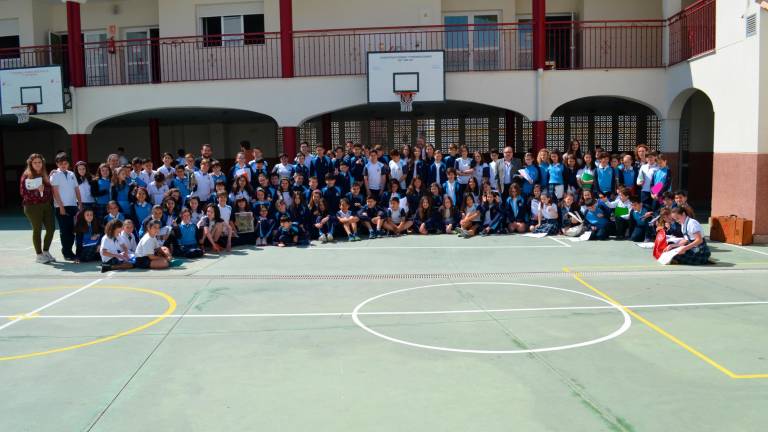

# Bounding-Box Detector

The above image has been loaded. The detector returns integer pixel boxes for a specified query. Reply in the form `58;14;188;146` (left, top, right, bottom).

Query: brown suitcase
710;215;753;245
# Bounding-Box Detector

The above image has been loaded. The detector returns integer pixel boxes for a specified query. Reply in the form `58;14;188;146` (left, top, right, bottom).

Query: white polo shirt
364;161;384;190
135;234;161;258
50;169;79;207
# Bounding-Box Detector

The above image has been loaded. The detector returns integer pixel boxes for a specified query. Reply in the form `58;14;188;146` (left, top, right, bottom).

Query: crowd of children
20;138;710;271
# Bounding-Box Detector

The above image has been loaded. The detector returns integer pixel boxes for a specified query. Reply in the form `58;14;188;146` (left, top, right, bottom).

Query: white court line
0;247;34;251
4;299;768;319
0;278;105;331
548;236;572;248
305;245;566;251
725;243;768;257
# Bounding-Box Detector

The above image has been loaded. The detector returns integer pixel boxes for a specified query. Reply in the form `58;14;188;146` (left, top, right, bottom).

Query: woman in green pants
20;153;56;263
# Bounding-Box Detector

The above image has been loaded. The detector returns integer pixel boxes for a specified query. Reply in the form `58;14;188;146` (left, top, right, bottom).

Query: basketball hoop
11;105;33;124
397;91;415;112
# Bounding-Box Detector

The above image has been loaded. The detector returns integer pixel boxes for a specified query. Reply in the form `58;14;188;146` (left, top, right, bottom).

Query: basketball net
11;105;31;124
397;91;415;112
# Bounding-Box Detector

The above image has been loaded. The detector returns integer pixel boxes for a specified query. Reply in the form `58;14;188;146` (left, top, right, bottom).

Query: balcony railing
668;0;716;65
293;22;531;76
81;32;281;86
1;7;716;88
546;20;664;69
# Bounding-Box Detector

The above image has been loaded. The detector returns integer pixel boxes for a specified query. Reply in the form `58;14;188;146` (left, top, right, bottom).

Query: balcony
0;0;715;87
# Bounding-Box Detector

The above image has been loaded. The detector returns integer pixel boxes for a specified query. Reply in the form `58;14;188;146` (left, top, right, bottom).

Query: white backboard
367;51;445;104
0;66;65;115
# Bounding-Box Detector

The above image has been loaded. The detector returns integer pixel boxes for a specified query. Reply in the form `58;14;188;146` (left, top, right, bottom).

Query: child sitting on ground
99;219;133;273
135;220;171;269
336;198;361;241
276;215;299;247
383;196;412;236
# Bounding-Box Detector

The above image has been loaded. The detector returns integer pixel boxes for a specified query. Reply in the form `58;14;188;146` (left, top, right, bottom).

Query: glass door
443;12;500;71
83;31;108;85
124;28;152;84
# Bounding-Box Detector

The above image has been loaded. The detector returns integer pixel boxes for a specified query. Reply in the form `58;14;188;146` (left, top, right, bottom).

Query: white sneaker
36;254;50;264
319;234;327;243
44;251;56;262
327;234;334;242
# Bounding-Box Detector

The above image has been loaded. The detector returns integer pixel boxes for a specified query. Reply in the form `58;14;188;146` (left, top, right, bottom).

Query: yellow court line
562;267;768;380
0;285;177;362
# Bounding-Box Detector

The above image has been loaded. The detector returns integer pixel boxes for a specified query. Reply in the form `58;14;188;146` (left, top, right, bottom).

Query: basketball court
1;213;768;431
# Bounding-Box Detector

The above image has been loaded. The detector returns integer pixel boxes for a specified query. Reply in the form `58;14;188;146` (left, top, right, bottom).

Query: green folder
614;206;630;217
581;172;594;182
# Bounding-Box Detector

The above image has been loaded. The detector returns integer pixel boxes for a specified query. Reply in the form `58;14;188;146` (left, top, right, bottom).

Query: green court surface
1;215;768;431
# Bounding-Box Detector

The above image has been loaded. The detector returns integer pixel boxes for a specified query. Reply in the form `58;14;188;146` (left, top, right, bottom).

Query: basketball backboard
0;66;65;115
367;51;445;104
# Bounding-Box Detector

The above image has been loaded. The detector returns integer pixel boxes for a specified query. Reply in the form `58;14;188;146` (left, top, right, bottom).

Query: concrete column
662;0;683;65
279;0;294;78
661;118;681;187
65;1;85;87
283;126;297;159
70;134;88;163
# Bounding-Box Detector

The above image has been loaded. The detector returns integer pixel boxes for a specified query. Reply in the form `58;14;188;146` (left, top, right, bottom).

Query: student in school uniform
520;152;539;198
383;196;412;236
255;205;275;246
100;219;133;273
313;198;336;243
321;174;343;214
437;194;460;234
275;216;300;247
577;152;596;193
664;207;712;265
119;219;138;255
198;203;232;253
346;144;367;186
595;152;616;198
110;166;134;215
559;193;583;236
337;198;361;241
74;207;102;263
652;153;672;198
311;145;333;188
135;220;172;269
443;144;459;172
428;150;448;186
536;149;551;192
413;196;439;235
601;187;632;239
628;196;654;242
455;145;475;197
387;149;406;191
442;168;461;206
345;182;366;216
147;172;169;206
74;161;96;210
358;195;384;239
379;179;404;211
458;193;482;238
547;151;565;201
583;199;611;240
229;152;254;185
293;153;311;183
139;159;155;188
272;154;295;180
209;161;227;190
478;191;504;236
473;151;490;187
505;183;528;234
364;149;387;200
618;154;638;196
531;193;560;236
103;201;125;224
172;207;205;258
50;153;82;261
336;161;353;195
636;151;659;209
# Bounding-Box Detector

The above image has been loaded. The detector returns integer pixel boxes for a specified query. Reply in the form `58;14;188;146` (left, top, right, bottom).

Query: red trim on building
65;1;85;87
532;121;547;152
280;0;294;78
283;127;297;159
149;119;161;165
70;134;88;163
532;0;547;70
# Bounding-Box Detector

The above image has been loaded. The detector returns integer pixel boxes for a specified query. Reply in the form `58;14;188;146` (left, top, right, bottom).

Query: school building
0;0;765;238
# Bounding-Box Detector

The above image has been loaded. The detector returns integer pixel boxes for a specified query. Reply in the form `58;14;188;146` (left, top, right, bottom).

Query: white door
124;28;152;84
443;12;501;71
83;31;108;85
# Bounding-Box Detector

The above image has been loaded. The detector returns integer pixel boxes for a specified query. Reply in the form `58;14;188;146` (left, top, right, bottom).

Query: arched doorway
299;101;531;155
677;90;714;209
90;108;280;165
550;96;662;154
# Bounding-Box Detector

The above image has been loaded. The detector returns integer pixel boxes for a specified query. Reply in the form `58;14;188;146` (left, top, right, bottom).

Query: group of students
19;138;711;271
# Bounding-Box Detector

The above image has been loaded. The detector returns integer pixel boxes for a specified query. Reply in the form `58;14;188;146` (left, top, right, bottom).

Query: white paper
657;249;679;265
25;177;42;190
518;169;533;183
523;232;548;239
666;235;683;244
579;231;592;241
635;242;655;249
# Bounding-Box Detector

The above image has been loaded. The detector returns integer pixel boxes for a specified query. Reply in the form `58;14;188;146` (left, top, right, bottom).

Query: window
617;115;638;152
200;14;265;47
368;120;388;150
298;122;319;145
439;118;460;150
646;115;661;151
394;119;413;148
569;115;589;148
416;119;435;147
593;115;613;151
518;117;532;154
0;18;20;62
546;115;566;151
343;121;361;145
464;117;489;152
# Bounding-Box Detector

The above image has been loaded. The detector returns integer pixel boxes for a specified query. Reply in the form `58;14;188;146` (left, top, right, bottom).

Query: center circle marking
351;282;632;354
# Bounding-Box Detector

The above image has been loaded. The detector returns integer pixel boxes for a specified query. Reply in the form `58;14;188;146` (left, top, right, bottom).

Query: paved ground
1;214;767;432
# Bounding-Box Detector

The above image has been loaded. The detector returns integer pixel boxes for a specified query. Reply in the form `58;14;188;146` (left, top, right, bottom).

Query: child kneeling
173;208;204;258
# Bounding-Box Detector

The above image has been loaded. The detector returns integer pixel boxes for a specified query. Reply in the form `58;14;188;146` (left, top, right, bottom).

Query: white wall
2;0;34;46
48;0;159;33
294;0;440;30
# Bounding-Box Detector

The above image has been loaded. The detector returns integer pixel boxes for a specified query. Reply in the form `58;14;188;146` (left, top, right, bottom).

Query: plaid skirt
672;242;711;265
534;219;560;236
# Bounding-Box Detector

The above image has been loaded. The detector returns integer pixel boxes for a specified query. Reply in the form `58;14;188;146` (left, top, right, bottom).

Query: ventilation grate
746;14;757;38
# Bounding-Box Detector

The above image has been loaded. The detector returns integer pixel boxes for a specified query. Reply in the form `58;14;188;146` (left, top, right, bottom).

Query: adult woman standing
20;153;56;263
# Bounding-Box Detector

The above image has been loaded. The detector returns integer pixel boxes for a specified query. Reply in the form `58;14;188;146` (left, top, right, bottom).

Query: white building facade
0;0;766;239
